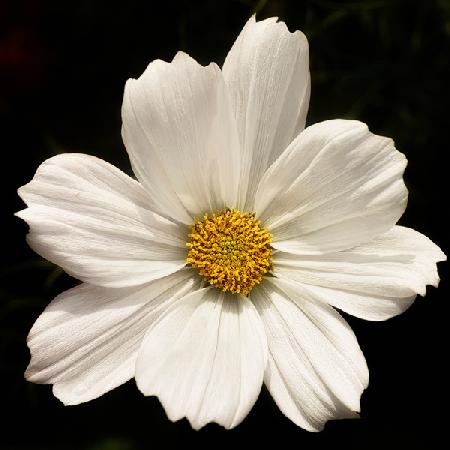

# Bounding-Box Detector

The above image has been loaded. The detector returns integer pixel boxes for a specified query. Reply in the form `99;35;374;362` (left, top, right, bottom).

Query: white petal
222;16;310;211
135;288;267;430
25;269;200;405
255;120;408;254
251;279;368;431
17;154;187;288
274;226;446;320
122;52;241;222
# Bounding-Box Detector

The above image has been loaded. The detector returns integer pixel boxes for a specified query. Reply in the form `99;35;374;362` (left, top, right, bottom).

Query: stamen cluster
186;210;272;296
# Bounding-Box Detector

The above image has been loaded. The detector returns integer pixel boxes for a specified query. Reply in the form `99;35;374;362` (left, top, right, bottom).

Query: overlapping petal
25;269;201;405
222;16;310;210
251;279;368;431
273;226;446;320
136;288;267;429
255;120;408;254
122;52;241;222
17;154;187;287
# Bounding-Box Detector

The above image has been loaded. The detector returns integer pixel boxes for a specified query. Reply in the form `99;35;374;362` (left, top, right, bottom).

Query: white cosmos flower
17;16;445;431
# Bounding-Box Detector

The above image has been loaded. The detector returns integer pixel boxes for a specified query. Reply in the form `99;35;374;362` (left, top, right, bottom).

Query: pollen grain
186;209;272;296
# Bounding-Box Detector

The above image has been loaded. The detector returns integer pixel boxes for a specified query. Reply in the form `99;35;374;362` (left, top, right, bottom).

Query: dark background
1;0;449;448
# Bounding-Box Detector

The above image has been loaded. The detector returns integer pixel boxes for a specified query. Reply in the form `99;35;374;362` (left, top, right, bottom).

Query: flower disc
186;210;272;295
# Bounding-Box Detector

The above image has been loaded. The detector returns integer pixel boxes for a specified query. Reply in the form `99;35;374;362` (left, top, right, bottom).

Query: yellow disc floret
186;209;272;296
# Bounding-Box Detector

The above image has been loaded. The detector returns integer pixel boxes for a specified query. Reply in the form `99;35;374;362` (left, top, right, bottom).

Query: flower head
17;16;445;431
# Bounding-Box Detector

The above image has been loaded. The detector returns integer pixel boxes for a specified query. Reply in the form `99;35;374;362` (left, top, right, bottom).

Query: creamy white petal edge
25;269;202;405
122;51;241;223
251;278;369;432
17;154;187;288
273;225;446;321
255;119;408;254
136;288;268;430
222;15;310;211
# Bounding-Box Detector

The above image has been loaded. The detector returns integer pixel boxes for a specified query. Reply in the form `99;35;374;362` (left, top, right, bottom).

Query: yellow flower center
186;209;272;296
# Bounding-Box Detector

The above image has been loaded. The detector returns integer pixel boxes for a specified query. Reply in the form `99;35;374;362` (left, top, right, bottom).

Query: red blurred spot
0;27;46;87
